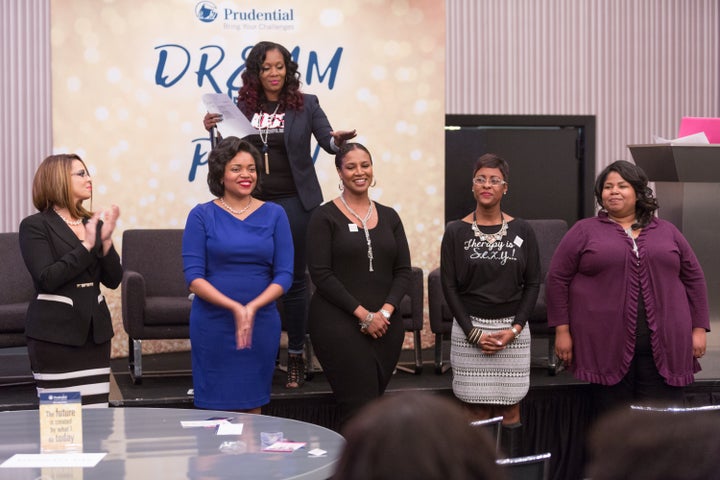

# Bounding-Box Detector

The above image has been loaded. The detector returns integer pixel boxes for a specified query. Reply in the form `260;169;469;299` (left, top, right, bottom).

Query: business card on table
262;441;307;452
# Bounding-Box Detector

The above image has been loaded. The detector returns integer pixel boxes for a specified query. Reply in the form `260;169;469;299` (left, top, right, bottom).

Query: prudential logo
195;1;218;23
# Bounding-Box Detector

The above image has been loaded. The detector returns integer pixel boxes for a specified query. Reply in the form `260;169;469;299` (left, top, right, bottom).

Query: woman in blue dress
182;137;294;413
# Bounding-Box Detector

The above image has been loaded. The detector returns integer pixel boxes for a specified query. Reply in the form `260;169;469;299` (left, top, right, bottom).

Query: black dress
307;201;411;427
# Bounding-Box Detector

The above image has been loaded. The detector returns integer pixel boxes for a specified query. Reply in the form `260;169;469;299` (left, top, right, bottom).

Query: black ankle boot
500;422;523;458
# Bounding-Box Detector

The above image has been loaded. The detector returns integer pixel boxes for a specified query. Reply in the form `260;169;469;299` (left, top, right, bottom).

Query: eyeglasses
71;170;90;178
473;176;506;186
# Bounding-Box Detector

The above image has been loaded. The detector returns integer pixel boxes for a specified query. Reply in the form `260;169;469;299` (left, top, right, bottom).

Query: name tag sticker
513;236;524;247
348;224;359;232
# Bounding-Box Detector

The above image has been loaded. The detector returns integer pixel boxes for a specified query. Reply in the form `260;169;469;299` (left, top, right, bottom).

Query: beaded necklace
471;212;507;243
219;196;252;216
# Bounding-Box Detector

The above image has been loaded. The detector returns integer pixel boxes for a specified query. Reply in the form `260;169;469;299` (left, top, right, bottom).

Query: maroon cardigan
546;213;710;387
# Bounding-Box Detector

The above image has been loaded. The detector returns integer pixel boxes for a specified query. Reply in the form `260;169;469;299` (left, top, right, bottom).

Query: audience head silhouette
587;406;720;480
333;392;504;480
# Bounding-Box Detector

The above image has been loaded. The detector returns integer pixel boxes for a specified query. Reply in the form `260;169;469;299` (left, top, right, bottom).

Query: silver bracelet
380;308;391;320
359;312;373;331
510;326;520;338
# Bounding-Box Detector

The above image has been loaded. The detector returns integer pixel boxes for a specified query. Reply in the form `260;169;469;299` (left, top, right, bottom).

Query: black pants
591;294;684;418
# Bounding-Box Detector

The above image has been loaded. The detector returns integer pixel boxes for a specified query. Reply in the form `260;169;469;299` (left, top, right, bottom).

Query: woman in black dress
307;143;411;429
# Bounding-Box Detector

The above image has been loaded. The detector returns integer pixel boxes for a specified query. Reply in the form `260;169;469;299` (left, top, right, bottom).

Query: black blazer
227;93;337;211
18;210;123;346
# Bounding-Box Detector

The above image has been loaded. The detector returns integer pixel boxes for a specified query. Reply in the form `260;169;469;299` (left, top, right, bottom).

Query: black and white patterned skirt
450;315;530;405
27;336;111;408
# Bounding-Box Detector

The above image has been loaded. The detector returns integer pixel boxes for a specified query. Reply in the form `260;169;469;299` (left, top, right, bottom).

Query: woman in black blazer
203;41;356;388
19;154;122;407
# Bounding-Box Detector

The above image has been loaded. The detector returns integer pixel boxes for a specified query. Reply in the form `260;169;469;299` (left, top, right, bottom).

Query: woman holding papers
203;41;356;389
19;154;123;408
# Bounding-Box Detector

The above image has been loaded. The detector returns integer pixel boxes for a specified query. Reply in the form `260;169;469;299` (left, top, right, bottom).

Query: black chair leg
396;331;424;375
128;338;143;384
434;333;451;374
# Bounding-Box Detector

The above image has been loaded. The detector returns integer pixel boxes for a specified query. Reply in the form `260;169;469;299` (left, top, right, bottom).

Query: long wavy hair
32;153;93;219
237;41;304;117
594;160;659;229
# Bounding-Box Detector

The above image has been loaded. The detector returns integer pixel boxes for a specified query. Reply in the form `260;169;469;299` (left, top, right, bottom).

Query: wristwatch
380;309;391;320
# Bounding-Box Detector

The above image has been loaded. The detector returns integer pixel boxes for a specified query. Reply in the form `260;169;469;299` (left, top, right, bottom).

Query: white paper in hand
202;93;257;139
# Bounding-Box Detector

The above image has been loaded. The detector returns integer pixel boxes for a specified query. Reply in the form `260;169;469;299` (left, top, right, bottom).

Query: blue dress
182;201;293;410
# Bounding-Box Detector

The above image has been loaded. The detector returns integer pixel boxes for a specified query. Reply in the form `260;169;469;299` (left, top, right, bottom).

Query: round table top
0;407;345;479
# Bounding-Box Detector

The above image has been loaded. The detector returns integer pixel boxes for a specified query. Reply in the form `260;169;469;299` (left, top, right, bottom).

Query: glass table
0;407;345;479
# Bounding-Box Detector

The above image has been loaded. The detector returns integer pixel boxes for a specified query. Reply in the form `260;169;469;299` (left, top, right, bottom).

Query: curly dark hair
472;153;510;182
594;160;659;229
334;143;373;170
207;137;263;197
237;41;304;117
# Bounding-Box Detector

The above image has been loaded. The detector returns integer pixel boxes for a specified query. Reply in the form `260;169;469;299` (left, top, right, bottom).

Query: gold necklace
471;212;507;243
219;196;252;216
258;103;280;175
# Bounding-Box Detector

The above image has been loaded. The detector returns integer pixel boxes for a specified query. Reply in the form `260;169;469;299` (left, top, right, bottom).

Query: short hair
334;142;373;170
587;407;720;480
32;153;93;219
206;137;262;198
593;160;659;229
333;392;504;480
473;153;510;182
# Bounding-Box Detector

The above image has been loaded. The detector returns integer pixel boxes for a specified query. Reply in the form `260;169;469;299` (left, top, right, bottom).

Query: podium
628;144;720;228
628;144;720;330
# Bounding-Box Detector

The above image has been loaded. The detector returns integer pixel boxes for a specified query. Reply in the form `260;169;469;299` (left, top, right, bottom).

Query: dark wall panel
445;126;589;228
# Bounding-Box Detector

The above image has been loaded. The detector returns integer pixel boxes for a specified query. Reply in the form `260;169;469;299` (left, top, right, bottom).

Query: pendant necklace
219;196;253;216
339;194;374;272
54;208;83;226
258;103;280;175
472;211;508;243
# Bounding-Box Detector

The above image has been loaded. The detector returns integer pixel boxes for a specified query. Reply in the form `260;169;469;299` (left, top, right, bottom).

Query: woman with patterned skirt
440;153;540;456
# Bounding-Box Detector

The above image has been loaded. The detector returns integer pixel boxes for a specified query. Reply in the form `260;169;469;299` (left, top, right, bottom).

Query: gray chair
428;219;569;375
0;232;35;348
394;266;424;375
496;452;551;480
121;229;191;383
471;416;504;454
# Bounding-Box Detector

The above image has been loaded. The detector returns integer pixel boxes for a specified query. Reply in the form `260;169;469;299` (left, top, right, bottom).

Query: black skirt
27;329;111;408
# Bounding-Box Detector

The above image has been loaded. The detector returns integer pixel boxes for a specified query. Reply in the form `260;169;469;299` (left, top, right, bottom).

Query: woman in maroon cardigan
546;160;709;415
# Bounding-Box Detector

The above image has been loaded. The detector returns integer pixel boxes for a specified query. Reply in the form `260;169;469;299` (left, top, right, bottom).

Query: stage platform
2;343;720;480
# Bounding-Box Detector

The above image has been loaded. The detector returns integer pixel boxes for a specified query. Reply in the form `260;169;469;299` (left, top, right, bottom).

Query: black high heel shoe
285;353;306;389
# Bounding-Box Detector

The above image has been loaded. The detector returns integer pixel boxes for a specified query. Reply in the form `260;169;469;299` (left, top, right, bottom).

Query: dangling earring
370;178;377;188
338;180;344;192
